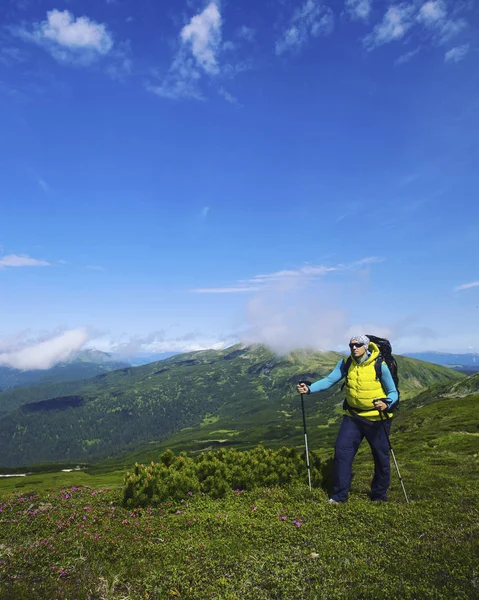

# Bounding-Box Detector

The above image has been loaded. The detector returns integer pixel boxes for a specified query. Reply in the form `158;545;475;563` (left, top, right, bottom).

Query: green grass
0;468;477;599
0;395;477;599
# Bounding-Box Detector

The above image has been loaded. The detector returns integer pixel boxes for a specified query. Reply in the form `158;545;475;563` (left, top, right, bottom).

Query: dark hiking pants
331;415;391;503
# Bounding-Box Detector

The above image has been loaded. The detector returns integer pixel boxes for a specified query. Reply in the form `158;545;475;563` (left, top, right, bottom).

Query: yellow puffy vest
344;342;392;421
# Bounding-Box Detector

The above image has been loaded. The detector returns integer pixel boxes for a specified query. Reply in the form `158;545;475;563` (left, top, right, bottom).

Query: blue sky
0;0;478;368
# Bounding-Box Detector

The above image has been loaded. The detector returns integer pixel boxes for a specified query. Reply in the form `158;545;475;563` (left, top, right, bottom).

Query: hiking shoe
328;498;340;504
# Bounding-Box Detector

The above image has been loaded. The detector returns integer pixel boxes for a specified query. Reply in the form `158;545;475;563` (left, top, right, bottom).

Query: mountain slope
407;370;479;408
0;344;465;467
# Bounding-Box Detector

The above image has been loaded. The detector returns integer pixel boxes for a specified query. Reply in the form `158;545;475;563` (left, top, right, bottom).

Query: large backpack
341;335;400;409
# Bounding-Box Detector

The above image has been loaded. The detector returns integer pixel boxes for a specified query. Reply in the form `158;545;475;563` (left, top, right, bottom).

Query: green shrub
122;445;322;506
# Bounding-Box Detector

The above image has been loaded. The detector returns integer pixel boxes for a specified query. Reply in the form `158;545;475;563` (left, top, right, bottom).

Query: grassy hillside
0;345;465;467
0;393;477;599
407;370;479;409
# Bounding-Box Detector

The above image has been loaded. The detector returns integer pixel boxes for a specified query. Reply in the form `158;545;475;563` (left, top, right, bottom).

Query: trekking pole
298;380;312;492
376;402;409;504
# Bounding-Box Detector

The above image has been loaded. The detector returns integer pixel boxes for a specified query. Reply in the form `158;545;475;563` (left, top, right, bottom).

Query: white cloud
18;9;113;64
417;1;447;26
241;290;350;355
239;266;384;355
455;280;479;291
0;328;89;370
364;4;416;49
345;0;372;21
180;1;222;75
89;331;236;356
147;2;222;101
201;206;211;218
417;1;467;44
0;254;50;269
276;0;334;55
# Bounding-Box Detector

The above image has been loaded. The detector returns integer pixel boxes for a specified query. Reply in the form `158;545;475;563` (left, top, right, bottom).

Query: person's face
349;340;367;359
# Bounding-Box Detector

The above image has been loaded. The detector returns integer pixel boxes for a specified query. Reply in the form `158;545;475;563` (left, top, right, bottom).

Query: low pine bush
122;445;323;506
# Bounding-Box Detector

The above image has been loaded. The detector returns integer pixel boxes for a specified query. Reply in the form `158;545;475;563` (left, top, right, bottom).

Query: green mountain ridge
0;344;466;467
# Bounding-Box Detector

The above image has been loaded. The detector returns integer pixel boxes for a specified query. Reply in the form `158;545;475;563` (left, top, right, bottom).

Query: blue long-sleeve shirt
309;357;399;409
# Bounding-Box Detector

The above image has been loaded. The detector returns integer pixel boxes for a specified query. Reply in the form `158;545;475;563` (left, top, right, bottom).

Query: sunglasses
349;343;365;349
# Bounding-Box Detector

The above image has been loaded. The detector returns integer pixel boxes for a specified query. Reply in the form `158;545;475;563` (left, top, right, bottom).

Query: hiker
296;335;399;503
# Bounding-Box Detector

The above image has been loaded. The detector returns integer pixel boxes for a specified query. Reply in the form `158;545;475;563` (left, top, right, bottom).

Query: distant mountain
127;352;178;366
403;352;479;373
73;349;128;365
0;350;130;392
0;344;465;467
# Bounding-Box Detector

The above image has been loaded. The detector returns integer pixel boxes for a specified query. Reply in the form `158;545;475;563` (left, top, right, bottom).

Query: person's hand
297;383;310;395
373;399;388;412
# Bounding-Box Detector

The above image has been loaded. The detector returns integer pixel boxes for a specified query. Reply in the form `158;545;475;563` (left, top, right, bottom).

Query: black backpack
341;335;400;408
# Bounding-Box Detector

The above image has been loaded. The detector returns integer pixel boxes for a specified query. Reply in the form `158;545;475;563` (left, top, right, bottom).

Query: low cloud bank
238;279;446;355
0;328;89;370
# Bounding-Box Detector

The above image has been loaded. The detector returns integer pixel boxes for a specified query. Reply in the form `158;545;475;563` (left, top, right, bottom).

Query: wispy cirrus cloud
0;254;50;269
218;86;240;105
364;1;468;51
445;44;469;63
190;257;382;293
237;26;255;42
344;0;372;22
395;47;421;65
15;9;114;65
455;280;479;292
0;46;28;67
417;1;467;44
190;286;261;294
364;4;416;49
276;0;334;55
37;177;52;194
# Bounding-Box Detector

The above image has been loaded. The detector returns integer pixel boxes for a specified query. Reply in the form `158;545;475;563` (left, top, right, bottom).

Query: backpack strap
340;356;352;391
374;357;383;381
